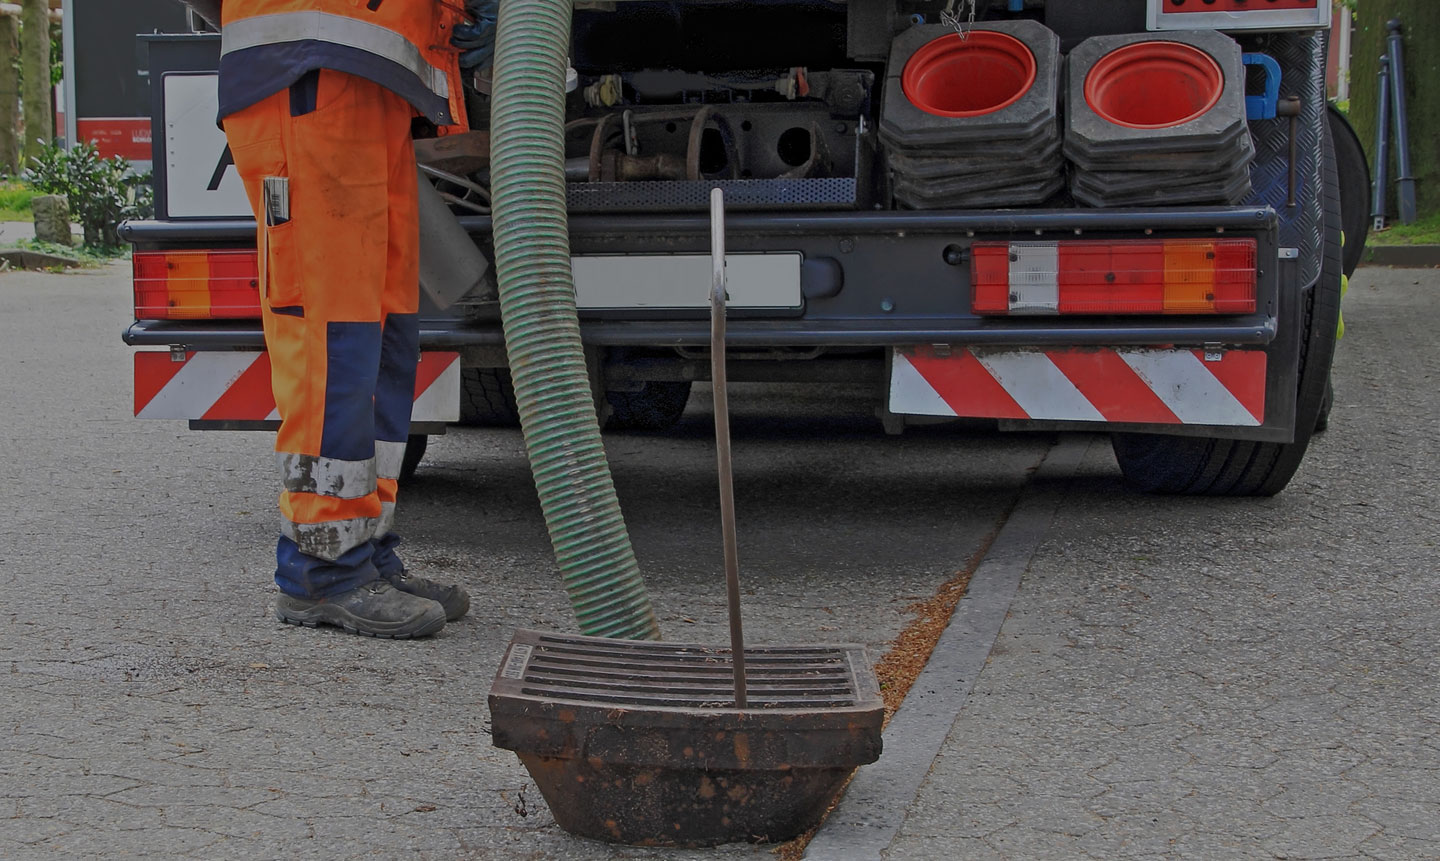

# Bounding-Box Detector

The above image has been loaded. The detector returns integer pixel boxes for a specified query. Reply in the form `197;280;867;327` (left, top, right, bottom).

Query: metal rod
1387;19;1418;225
709;187;747;709
1277;96;1301;209
1372;56;1392;233
1286;117;1297;209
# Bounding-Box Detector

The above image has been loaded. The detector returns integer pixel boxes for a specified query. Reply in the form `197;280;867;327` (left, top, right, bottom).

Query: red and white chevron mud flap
134;351;462;423
890;346;1267;427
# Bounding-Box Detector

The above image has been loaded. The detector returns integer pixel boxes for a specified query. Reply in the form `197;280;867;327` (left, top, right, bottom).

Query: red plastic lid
1084;41;1225;130
902;31;1038;119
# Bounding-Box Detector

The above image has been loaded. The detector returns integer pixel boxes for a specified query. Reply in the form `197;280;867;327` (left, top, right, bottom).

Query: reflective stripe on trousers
375;439;407;539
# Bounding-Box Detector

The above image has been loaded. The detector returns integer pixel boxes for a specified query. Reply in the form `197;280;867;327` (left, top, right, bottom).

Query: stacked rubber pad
880;21;1064;210
1064;30;1253;208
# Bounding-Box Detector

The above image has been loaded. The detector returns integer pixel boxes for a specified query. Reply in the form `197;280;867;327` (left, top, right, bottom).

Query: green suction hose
488;0;660;640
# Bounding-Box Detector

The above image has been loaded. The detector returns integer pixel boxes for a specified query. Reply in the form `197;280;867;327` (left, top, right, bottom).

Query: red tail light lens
972;239;1258;316
133;250;261;320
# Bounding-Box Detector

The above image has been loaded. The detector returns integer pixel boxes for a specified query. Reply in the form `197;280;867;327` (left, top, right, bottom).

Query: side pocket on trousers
262;220;303;310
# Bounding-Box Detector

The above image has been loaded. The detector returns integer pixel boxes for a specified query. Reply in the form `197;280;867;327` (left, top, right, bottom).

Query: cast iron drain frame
488;189;884;846
489;630;884;846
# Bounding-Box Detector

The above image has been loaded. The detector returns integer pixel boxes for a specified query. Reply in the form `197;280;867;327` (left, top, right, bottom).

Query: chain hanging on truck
940;0;977;40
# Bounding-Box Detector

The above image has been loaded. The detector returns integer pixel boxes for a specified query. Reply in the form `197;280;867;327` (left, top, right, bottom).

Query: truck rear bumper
124;317;1277;349
123;203;1301;442
119;206;1281;243
122;205;1284;349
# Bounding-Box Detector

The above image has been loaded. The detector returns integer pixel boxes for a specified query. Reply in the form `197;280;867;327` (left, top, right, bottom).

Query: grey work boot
275;580;446;638
380;569;471;622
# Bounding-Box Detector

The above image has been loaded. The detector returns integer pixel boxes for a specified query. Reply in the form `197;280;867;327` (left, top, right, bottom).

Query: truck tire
400;434;427;484
1111;126;1343;496
458;368;520;427
1326;104;1370;279
604;381;693;431
1314;377;1334;433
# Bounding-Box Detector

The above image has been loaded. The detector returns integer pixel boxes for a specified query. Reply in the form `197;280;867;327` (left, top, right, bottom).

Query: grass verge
0;181;34;222
1369;212;1440;246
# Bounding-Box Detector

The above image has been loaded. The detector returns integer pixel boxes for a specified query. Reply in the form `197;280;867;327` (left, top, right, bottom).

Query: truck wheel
459;368;520;427
1327;104;1370;279
1314;376;1334;433
400;434;428;484
1111;126;1343;496
604;381;693;431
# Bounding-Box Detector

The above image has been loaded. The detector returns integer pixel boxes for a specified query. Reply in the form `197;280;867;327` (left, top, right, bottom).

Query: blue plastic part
1243;53;1281;121
1008;0;1024;10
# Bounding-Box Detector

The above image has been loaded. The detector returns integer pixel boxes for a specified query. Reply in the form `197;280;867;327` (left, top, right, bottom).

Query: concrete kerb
0;248;84;270
803;436;1094;861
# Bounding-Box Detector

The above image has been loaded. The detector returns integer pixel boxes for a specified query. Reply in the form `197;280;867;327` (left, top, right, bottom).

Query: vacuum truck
124;0;1364;495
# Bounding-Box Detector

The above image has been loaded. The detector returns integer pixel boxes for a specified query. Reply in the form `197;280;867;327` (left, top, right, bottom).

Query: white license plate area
572;253;802;311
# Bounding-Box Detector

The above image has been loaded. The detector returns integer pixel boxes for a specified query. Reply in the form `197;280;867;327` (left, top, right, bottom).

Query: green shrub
22;142;154;248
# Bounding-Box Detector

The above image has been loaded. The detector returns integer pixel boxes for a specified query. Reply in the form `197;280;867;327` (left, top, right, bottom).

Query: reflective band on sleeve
277;453;377;500
1009;243;1060;314
281;516;377;562
222;12;449;100
374;440;407;482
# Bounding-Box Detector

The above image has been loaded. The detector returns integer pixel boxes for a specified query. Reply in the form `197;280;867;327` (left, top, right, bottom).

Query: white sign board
163;73;252;219
572;253;803;311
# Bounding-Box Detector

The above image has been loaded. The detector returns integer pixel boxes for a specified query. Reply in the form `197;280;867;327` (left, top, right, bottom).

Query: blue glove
452;0;499;71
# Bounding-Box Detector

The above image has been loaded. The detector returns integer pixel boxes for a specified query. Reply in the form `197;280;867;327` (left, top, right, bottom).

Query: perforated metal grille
567;178;858;213
507;634;866;710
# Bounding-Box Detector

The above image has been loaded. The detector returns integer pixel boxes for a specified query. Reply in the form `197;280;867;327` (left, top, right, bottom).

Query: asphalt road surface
0;262;1435;859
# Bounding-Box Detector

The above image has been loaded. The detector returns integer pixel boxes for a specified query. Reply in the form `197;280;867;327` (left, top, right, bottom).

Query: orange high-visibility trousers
223;70;420;598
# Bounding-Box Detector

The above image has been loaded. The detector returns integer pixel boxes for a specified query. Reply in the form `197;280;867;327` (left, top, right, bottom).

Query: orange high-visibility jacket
218;0;468;131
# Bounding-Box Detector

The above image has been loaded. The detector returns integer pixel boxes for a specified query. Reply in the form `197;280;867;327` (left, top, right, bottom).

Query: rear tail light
133;249;261;320
971;238;1257;316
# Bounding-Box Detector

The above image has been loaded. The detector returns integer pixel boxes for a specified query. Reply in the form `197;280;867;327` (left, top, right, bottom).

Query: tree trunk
1349;1;1440;221
19;0;50;163
0;13;19;175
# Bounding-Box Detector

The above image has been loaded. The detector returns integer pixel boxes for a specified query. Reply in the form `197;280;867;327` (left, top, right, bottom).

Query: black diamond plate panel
1244;31;1327;287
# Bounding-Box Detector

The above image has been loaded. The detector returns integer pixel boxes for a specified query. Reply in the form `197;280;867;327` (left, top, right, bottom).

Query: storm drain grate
498;630;873;710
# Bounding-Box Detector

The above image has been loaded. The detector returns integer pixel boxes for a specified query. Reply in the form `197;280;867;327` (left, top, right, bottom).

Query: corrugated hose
488;0;661;640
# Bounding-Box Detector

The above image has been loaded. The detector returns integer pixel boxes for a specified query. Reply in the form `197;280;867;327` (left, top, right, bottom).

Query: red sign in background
77;118;153;161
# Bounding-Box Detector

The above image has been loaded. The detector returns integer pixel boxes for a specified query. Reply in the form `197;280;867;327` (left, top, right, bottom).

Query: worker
182;0;495;637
